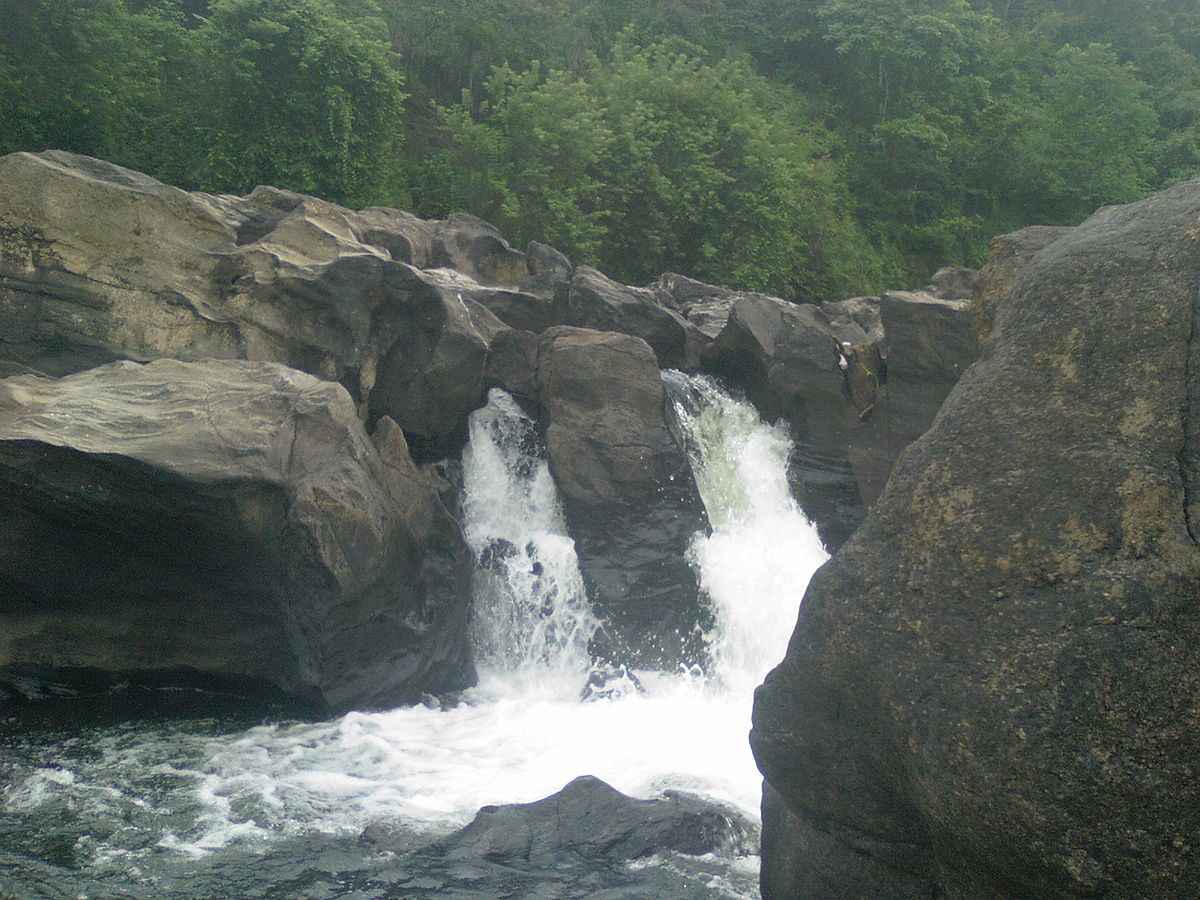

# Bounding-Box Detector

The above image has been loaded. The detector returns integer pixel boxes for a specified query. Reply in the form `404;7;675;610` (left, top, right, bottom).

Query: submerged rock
354;777;759;899
753;181;1200;897
0;359;473;712
579;664;644;702
429;776;756;863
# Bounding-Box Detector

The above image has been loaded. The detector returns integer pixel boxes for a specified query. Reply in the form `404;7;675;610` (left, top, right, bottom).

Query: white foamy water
461;389;597;676
3;378;829;877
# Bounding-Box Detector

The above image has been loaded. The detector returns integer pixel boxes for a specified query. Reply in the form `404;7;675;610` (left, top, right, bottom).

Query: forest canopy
2;0;1198;299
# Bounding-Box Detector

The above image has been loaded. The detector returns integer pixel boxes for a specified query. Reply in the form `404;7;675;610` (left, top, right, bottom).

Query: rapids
0;375;828;898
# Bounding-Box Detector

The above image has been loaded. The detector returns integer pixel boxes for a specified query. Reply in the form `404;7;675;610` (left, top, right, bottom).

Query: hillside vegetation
3;0;1197;298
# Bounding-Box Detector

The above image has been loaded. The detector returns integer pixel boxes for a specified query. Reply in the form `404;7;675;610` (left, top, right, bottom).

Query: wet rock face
536;327;710;668
0;359;474;712
702;287;978;551
753;181;1200;898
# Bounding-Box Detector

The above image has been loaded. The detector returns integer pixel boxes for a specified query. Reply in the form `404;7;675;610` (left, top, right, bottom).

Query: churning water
0;377;828;899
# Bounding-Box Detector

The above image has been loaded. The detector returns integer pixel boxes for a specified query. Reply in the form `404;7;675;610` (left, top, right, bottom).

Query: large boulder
536;327;709;667
564;267;704;369
652;272;740;338
845;289;978;509
0;150;543;457
0;359;473;712
752;182;1200;897
703;286;981;550
430;775;756;863
972;225;1073;349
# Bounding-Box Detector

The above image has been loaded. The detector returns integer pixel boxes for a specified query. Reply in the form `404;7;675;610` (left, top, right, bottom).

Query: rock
878;290;976;382
469;285;563;333
927;265;979;299
821;295;883;345
483;327;540;402
652;272;740;339
536;327;709;667
579;664;643;702
972;225;1073;349
565;267;703;369
525;240;574;295
703;293;869;549
0;150;525;457
364;266;508;459
843;289;978;509
431;212;529;286
752;181;1200;898
429;776;757;864
0;359;474;712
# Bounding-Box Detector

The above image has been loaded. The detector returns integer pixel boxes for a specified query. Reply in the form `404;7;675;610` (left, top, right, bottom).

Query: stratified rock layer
0;359;473;711
753;182;1200;896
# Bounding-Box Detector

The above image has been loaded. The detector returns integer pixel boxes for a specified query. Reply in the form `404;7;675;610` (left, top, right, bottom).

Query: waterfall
461;389;596;676
664;372;830;695
0;374;829;899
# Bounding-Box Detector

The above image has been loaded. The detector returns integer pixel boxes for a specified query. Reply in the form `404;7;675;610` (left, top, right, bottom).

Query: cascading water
461;389;596;677
0;378;829;899
664;372;831;698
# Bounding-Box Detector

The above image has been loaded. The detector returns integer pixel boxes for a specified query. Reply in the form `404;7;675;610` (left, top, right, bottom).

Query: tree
191;0;407;205
1013;43;1158;223
426;39;881;301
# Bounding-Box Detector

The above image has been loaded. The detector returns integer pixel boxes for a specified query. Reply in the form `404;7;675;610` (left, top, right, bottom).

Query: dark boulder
525;240;574;296
565;267;703;369
844;289;978;509
820;295;883;345
430;212;529;286
365;266;509;459
365;776;759;899
536;327;709;668
703;283;986;551
652;272;740;339
972;225;1073;349
703;292;869;549
430;776;756;864
753;181;1200;898
0;359;474;713
483;327;540;403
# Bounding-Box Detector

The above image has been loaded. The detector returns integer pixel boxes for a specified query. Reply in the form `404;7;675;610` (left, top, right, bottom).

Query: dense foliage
2;0;1198;297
